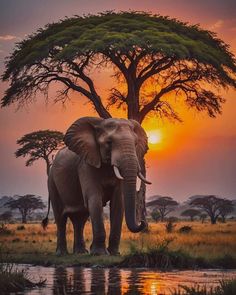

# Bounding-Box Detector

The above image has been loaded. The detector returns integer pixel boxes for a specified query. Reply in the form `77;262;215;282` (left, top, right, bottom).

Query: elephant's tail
42;195;50;230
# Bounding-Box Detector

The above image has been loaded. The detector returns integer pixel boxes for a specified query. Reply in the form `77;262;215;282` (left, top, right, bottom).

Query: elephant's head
64;117;150;233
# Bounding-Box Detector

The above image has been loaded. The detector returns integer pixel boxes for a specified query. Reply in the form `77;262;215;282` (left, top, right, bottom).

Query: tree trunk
210;216;217;224
22;214;27;224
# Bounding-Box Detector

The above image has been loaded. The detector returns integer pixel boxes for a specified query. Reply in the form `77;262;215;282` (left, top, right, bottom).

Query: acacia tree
181;208;200;221
0;211;12;223
6;194;45;224
2;12;236;222
199;213;207;223
147;196;178;222
218;199;234;223
15;130;64;176
190;195;225;224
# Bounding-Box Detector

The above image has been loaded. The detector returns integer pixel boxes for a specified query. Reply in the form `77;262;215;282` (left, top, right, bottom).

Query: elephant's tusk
113;166;124;180
138;172;152;185
136;177;141;192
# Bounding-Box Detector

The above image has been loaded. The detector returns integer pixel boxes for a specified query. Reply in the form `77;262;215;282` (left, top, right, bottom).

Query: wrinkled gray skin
49;117;149;255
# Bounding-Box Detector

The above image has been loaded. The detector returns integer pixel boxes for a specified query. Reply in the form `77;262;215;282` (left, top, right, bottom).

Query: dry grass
0;220;235;265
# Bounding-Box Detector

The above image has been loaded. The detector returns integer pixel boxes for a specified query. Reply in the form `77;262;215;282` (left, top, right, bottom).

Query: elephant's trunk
113;142;147;233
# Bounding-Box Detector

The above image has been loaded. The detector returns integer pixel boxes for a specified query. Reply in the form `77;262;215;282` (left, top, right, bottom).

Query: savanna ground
1;220;236;268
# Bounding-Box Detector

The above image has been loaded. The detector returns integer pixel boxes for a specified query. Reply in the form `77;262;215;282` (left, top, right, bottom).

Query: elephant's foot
107;247;120;256
90;244;109;256
56;248;68;256
73;247;89;254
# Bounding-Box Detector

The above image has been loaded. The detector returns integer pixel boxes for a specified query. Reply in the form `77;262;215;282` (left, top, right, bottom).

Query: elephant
42;117;151;255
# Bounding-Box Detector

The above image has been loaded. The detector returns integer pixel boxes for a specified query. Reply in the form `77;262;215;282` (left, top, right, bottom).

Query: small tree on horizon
0;211;13;224
190;195;229;224
181;208;201;221
5;195;45;224
15;130;64;176
199;213;208;223
218;199;234;223
150;196;178;222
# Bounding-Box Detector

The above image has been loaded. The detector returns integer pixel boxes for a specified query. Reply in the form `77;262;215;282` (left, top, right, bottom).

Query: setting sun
147;130;162;145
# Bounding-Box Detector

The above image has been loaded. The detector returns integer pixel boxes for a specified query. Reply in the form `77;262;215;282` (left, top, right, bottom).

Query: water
16;265;236;295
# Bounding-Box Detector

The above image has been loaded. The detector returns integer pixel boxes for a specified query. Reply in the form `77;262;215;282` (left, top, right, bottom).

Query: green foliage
3;12;236;76
2;12;236;123
15;130;64;175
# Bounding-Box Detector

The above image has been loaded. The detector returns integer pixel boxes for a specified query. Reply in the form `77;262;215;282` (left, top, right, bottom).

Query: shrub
0;223;12;235
16;225;25;230
12;238;20;243
165;220;176;233
179;226;192;234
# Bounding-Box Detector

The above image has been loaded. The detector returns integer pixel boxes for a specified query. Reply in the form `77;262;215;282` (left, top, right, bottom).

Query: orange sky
0;0;235;201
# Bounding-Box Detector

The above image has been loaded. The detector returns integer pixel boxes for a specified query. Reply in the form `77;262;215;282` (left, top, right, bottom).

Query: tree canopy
2;11;236;122
15;130;64;175
148;196;178;221
190;195;233;224
181;208;201;221
6;194;45;224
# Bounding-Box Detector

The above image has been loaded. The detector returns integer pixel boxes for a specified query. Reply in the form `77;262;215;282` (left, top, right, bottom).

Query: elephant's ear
64;117;103;168
130;120;149;159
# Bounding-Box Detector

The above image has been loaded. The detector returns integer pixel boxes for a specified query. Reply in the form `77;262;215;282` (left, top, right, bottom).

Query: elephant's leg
108;186;124;255
69;212;89;254
48;176;68;255
88;197;108;255
56;215;68;256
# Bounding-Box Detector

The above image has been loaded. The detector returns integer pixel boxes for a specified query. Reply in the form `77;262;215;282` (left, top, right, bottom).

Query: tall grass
0;247;45;292
172;279;236;295
0;221;235;267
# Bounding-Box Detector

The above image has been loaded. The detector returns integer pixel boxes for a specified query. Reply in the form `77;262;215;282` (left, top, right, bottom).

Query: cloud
0;35;18;41
209;19;224;31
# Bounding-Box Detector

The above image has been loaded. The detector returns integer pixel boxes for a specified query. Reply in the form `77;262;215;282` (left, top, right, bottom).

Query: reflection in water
21;265;236;295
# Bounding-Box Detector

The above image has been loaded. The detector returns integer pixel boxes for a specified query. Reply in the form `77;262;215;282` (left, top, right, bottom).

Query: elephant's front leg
88;195;108;255
108;185;124;255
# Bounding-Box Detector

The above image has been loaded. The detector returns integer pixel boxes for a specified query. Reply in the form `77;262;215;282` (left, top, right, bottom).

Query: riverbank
1;221;236;269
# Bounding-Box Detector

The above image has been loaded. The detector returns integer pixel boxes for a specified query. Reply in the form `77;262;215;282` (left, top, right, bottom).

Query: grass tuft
172;279;236;295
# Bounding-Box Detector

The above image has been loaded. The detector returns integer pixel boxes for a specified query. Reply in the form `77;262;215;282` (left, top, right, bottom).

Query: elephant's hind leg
49;177;68;255
69;212;89;254
56;214;68;256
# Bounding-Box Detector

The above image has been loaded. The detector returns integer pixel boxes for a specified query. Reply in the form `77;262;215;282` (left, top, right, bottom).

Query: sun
147;130;162;146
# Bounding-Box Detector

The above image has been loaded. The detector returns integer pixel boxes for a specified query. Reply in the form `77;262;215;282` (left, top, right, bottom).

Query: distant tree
190;195;224;224
0;211;12;223
151;196;178;222
151;209;161;222
181;209;201;221
199;213;208;223
5;195;45;224
218;199;234;223
15;130;64;176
